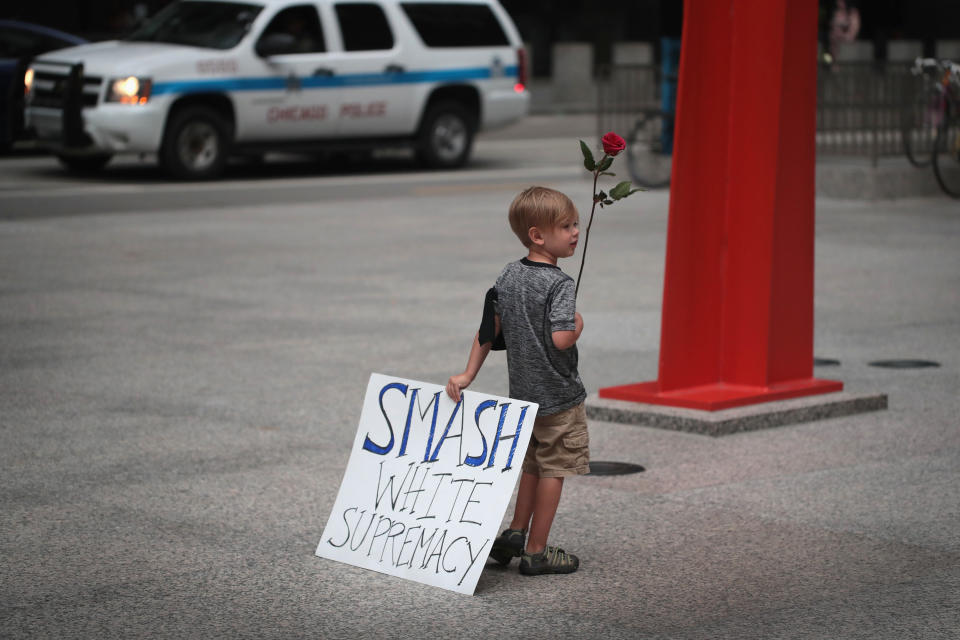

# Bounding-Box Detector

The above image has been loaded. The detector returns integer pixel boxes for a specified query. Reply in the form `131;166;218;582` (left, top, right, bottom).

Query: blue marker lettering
464;399;496;467
487;404;528;471
362;382;408;455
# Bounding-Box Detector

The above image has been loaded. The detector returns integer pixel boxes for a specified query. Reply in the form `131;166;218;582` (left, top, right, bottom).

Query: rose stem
574;161;602;299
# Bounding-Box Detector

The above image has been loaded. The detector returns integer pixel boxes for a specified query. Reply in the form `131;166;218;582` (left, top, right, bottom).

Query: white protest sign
316;373;537;595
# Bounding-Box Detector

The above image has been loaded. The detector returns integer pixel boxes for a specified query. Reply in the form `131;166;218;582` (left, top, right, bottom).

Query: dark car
0;19;87;150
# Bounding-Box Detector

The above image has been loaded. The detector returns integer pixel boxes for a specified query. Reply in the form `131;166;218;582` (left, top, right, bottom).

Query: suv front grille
31;70;102;110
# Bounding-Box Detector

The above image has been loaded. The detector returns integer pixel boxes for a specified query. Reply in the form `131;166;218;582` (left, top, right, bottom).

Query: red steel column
599;0;842;411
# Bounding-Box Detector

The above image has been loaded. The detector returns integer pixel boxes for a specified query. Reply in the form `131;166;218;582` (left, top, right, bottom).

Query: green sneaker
519;545;579;576
489;528;526;565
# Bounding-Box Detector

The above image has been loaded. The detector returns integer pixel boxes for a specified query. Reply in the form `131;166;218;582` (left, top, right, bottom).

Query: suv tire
416;101;474;169
161;106;231;180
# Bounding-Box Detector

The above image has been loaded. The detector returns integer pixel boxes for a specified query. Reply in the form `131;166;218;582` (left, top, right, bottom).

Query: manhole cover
587;461;645;476
868;360;941;369
814;357;841;366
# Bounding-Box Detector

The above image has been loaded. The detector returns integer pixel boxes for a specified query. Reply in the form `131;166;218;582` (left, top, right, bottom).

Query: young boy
446;185;588;576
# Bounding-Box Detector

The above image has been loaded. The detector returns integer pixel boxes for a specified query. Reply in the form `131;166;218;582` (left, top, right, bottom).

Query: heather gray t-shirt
488;258;586;416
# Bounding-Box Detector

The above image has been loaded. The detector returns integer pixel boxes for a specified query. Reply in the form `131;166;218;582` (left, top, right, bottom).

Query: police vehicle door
327;2;414;137
242;4;337;141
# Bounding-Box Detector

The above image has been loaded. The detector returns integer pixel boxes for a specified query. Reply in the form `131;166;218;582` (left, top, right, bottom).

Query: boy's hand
446;373;473;403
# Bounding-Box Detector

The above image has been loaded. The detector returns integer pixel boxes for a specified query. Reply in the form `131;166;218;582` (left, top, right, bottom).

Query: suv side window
335;3;394;51
258;5;326;54
400;3;508;47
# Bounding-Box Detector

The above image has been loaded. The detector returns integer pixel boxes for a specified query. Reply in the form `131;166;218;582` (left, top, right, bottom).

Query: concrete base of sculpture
585;391;888;437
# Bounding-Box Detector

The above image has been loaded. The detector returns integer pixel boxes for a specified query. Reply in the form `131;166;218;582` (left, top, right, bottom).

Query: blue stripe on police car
152;65;519;96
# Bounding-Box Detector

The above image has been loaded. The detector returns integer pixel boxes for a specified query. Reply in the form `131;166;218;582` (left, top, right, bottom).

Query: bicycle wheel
901;84;943;168
626;112;673;188
932;114;960;198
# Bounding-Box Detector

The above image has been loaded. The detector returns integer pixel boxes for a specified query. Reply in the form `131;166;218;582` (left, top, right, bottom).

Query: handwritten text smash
361;382;528;472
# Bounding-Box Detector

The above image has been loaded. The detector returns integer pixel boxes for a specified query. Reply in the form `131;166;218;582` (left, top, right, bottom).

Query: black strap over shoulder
478;287;506;350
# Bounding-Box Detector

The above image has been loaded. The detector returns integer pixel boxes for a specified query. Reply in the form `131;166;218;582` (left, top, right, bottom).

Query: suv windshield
128;1;262;50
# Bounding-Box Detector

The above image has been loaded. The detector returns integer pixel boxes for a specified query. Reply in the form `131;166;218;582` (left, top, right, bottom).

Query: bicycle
625;109;674;188
930;60;960;198
625;47;677;189
901;58;945;168
901;57;960;197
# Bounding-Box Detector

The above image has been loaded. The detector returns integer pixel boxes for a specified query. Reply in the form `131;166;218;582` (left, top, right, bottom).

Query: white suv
24;0;528;178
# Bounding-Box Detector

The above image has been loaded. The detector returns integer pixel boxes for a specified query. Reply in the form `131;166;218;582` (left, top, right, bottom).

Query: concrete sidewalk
1;124;958;639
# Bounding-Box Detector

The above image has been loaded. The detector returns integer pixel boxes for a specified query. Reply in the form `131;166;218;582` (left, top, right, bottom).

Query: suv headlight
107;76;152;104
24;67;35;98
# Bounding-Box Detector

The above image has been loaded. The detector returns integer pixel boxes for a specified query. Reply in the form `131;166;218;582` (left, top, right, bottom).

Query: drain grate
587;461;645;476
868;360;941;369
814;357;841;366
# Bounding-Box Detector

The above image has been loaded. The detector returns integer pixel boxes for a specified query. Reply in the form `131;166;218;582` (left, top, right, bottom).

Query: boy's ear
528;226;545;246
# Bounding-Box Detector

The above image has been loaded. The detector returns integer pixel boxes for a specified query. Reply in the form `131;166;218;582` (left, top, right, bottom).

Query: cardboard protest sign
316;373;537;595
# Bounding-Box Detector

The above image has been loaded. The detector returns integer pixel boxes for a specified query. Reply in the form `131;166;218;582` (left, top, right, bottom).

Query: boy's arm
552;311;584;351
446;315;500;402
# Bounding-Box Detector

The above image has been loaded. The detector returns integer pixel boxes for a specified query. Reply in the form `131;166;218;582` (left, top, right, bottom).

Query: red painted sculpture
599;0;843;410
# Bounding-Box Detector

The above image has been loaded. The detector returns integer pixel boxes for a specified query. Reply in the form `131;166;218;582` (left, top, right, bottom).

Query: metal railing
597;62;930;166
596;64;661;142
817;61;923;164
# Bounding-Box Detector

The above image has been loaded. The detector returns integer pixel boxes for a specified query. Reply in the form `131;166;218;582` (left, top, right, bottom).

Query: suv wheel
416;102;474;169
56;153;112;174
161;106;231;180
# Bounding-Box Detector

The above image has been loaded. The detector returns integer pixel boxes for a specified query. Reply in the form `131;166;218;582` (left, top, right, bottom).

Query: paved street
1;118;958;639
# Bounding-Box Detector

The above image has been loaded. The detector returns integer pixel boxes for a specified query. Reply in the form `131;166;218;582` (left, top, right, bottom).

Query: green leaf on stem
579;140;596;171
596;156;614;172
609;181;631;199
609;180;644;200
600;172;616;177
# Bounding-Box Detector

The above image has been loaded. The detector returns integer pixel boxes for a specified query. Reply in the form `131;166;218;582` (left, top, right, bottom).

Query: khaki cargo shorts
521;402;590;478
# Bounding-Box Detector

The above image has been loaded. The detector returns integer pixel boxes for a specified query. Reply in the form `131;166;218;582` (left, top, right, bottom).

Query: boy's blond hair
508;186;578;247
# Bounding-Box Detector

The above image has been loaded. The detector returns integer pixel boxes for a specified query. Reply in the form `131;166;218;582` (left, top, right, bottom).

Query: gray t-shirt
491;258;586;416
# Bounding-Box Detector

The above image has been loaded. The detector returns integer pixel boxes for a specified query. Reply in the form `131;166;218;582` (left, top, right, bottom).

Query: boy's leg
524;476;563;554
509;471;539;531
517;404;588;575
489;436;544;566
519;475;578;576
489;471;539;565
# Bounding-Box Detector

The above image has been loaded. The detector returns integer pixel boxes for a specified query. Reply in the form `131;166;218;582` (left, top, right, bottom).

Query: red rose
601;131;626;156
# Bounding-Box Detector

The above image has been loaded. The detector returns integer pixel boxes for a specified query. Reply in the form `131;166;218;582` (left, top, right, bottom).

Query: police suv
24;0;528;178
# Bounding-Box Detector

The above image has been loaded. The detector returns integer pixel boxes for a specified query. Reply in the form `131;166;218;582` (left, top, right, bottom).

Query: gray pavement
1;116;958;639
